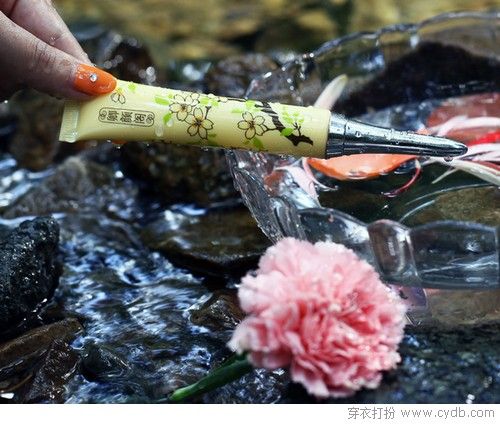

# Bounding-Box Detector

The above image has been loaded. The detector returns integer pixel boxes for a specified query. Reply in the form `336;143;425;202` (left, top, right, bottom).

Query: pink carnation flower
228;238;407;398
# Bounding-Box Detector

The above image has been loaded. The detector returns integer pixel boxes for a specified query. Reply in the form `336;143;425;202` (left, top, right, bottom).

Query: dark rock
425;289;500;326
7;90;89;171
0;224;10;240
255;9;337;54
81;343;131;383
1;157;138;221
204;54;278;98
319;186;389;223
336;42;500;117
141;208;271;275
190;290;244;331
0;101;16;146
69;22;109;63
0;217;60;332
120;142;237;206
95;33;163;86
429;187;499;227
20;340;80;403
0;319;82;380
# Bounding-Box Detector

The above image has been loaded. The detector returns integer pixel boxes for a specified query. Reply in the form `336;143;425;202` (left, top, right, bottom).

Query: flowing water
0;147;286;403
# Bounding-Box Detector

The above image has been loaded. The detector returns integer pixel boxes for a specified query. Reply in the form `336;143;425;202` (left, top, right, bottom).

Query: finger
0;13;116;100
4;0;90;64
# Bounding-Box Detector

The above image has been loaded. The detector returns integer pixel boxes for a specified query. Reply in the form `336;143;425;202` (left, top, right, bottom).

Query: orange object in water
308;153;415;180
427;92;500;142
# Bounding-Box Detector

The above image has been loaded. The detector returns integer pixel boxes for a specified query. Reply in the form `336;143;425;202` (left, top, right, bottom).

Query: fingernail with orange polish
74;64;117;95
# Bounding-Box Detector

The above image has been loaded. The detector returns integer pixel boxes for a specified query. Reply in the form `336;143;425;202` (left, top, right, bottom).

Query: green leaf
163;112;172;124
252;137;264;150
200;97;209;105
231;108;244;114
280;128;294;137
283;116;295;125
154;96;170;106
245;100;256;109
128;82;137;93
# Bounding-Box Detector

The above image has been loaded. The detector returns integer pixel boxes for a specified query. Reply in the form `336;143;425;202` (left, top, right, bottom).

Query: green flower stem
169;354;253;402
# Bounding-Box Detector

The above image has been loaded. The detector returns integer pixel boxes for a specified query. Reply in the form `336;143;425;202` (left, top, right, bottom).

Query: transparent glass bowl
227;11;500;325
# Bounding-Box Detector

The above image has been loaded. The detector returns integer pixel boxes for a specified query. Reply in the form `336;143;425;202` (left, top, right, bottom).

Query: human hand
0;0;116;101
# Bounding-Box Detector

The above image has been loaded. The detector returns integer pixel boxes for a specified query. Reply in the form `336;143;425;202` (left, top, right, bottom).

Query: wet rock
68;22;109;63
0;217;60;332
336;43;500;117
190;290;244;331
20;340;80;404
401;186;500;227
349;0;499;37
255;10;337;53
81;343;131;383
56;0;348;63
2;157;138;221
0;319;82;379
95;34;162;86
0;101;16;146
319;186;389;223
204;54;278;98
432;187;500;226
426;288;500;326
141;208;271;275
120;143;237;206
7;90;88;171
0;224;10;240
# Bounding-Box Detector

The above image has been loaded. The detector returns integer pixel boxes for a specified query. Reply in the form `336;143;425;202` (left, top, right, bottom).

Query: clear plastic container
227;11;500;326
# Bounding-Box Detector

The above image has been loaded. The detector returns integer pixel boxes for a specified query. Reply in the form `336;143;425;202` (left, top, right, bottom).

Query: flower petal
242;111;253;122
193;107;204;120
187;125;198;136
254;115;265;125
198;127;208;139
228;237;407;399
170;103;181;113
254;124;266;136
238;120;250;130
202;119;214;130
245;127;256;139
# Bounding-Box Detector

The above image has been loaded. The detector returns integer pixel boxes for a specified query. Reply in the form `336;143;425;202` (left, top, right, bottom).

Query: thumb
0;13;116;100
